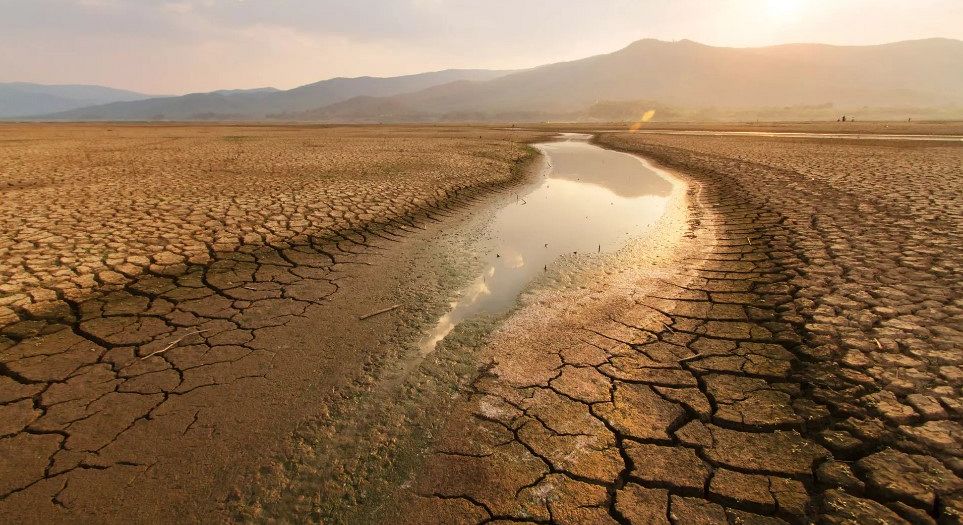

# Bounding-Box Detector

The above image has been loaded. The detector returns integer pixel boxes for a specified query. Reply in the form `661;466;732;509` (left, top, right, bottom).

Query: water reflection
420;134;673;353
543;138;672;198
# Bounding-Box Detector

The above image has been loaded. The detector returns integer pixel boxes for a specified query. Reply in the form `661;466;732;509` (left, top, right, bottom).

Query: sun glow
629;109;656;131
766;0;804;23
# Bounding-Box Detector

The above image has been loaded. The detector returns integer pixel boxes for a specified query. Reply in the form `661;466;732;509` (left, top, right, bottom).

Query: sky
2;0;961;94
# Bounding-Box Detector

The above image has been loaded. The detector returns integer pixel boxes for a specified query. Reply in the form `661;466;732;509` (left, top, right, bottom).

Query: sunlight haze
2;0;961;93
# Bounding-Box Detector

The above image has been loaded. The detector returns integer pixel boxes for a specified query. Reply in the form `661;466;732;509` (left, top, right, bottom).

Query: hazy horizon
2;0;962;95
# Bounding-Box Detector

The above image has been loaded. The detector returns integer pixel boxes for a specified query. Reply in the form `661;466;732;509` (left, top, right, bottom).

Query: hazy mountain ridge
30;69;513;121
292;38;963;121
0;82;156;118
209;87;280;96
12;38;963;122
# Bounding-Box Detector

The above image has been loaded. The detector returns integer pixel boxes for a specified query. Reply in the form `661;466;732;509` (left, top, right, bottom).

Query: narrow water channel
420;134;674;353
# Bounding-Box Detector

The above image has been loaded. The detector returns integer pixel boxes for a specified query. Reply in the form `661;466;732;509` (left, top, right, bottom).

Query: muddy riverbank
336;130;962;524
0;125;552;522
5;124;958;524
234;133;689;522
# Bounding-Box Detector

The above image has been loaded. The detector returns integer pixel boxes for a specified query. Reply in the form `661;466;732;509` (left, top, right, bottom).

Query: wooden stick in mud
359;304;402;320
141;329;210;360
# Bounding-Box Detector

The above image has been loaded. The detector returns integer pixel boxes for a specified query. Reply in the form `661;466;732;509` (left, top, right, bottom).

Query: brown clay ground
393;131;962;524
1;123;961;524
0;123;549;521
534;121;963;136
613;133;963;523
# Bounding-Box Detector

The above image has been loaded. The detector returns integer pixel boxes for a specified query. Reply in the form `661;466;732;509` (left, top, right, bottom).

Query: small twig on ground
141;329;210;360
874;338;883;349
359;304;401;321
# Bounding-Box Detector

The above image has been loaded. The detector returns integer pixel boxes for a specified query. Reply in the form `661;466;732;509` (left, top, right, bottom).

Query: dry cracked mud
392;131;962;524
1;124;960;524
0;124;549;521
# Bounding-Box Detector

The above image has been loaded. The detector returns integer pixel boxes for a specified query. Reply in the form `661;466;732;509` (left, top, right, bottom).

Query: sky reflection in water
420;135;672;353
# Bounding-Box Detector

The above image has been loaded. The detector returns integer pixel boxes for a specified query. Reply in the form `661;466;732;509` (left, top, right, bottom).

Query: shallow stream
420;133;674;352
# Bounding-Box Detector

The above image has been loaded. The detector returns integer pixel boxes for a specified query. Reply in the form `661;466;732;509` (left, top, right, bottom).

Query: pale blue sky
2;0;961;93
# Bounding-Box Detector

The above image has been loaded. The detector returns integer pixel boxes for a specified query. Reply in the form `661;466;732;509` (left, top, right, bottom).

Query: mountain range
0;83;157;118
8;38;963;122
27;69;511;121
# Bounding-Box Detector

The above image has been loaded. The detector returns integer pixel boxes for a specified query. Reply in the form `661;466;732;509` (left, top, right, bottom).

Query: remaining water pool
420;134;674;352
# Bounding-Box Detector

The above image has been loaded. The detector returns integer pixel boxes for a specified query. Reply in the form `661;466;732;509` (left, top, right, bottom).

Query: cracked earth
0;124;547;521
1;124;960;524
395;132;962;524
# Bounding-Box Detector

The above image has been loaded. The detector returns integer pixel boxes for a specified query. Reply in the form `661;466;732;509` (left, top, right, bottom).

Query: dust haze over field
2;1;963;524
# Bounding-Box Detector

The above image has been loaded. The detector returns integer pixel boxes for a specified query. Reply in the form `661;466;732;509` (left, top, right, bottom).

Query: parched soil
535;120;963;136
397;133;962;524
598;134;963;524
0;123;542;309
0;124;549;522
2;123;961;524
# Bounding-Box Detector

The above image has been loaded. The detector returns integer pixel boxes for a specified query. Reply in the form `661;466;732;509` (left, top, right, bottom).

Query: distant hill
209;87;280;96
0;82;156;118
35;69;513;120
20;38;963;122
292;38;963;121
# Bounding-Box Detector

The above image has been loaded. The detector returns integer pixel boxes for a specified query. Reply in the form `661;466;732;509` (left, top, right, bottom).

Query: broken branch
359;304;401;320
141;329;210;360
